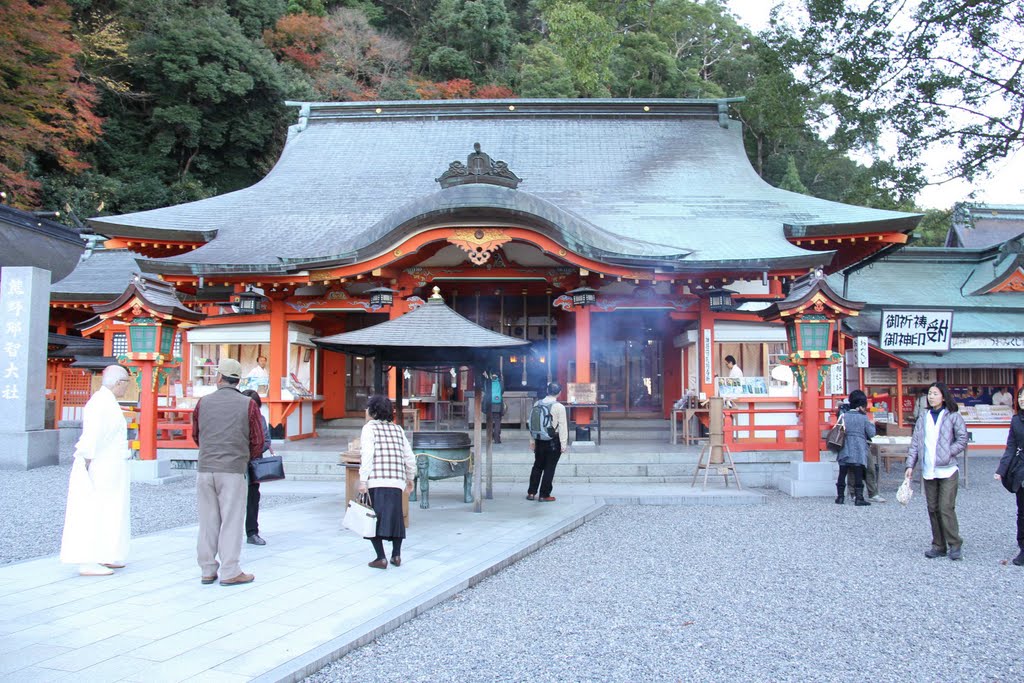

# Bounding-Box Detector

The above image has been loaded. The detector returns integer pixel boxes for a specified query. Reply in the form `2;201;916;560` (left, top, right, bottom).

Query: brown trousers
924;471;962;551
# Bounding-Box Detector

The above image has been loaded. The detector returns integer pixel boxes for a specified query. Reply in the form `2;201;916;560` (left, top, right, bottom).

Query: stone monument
0;266;59;468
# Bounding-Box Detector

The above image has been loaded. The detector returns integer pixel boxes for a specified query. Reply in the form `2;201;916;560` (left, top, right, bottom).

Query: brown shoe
368;558;388;569
526;494;536;501
101;563;126;569
219;572;254;586
539;496;556;502
390;556;401;567
201;575;217;585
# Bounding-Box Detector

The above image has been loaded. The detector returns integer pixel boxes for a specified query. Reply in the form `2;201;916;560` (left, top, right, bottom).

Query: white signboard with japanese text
828;360;844;396
880;310;953;352
864;368;898;385
855;336;869;368
703;328;712;384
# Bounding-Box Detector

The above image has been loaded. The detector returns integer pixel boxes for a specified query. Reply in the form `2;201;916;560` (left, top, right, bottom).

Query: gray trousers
924;471;962;550
197;471;247;579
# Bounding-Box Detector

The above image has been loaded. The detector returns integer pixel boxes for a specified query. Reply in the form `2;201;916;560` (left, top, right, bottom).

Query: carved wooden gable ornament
436;143;522;189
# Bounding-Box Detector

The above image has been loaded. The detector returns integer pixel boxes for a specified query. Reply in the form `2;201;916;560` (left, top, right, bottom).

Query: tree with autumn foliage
265;8;413;100
0;0;102;207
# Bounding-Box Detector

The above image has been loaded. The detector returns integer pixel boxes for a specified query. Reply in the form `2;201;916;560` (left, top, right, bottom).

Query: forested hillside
2;0;1020;249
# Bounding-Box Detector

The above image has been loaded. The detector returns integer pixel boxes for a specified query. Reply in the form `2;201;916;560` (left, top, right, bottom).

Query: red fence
722;398;838;452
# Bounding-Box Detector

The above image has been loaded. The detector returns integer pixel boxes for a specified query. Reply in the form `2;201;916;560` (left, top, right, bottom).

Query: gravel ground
308;455;1024;683
0;436;315;565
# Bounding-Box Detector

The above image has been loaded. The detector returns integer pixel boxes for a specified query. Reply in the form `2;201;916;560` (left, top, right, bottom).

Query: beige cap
217;358;242;379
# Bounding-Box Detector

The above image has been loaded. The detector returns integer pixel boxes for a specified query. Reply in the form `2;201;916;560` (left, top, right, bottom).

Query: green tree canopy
771;0;1024;187
413;0;516;80
542;1;618;97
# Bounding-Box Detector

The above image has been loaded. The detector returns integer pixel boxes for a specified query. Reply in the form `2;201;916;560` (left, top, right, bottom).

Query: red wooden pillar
574;305;591;427
137;363;157;460
268;296;288;428
895;365;904;425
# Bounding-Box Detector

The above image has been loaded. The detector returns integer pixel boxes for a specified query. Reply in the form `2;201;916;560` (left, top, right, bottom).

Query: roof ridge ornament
436;143;522;189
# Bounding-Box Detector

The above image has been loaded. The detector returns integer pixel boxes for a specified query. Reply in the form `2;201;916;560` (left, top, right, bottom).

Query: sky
724;0;1024;210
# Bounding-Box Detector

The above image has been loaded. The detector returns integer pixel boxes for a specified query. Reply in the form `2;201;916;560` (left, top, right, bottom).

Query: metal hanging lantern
566;286;598;308
233;286;267;314
366;286;396;309
706;287;736;312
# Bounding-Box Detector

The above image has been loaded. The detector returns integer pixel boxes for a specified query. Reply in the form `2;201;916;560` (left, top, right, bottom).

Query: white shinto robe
60;385;131;565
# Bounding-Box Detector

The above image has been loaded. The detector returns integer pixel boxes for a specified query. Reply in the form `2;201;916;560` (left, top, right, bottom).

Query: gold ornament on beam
448;228;511;265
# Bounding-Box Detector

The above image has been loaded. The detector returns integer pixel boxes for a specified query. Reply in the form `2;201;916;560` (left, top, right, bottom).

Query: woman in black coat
995;387;1024;566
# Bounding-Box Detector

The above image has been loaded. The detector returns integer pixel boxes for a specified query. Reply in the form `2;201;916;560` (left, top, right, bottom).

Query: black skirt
368;487;405;539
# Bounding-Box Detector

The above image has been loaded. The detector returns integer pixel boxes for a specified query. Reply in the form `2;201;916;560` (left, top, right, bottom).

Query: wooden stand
691;397;742;490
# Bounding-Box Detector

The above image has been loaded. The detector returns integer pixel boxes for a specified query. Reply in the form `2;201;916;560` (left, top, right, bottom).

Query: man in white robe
60;364;132;576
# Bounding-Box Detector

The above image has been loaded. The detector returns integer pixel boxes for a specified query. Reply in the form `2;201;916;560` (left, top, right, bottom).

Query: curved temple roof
88;99;919;275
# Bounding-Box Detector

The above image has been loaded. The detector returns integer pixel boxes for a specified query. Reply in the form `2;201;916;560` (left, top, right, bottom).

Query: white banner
880;310;953;351
828;360;844;396
951;336;1024;349
703;328;713;384
855;336;869;368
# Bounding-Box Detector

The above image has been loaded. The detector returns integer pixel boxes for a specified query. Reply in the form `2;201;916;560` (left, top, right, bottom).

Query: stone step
283;458;785;480
317;418;366;428
315;427;365;439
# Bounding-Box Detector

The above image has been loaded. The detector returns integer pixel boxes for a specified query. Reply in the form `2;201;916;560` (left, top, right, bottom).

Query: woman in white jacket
904;382;969;561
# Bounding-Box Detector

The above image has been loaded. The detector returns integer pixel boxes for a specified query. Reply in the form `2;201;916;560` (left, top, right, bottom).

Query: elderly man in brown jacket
192;358;265;585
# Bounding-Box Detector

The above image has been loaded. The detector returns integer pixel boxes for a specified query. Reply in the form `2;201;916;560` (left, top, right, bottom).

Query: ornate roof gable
437;143;522;189
966;236;1024;295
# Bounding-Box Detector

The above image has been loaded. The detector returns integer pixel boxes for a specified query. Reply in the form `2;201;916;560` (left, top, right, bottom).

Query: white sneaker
79;563;114;576
868;494;887;503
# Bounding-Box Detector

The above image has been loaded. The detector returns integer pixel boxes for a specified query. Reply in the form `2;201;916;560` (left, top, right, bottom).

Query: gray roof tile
89;99;919;274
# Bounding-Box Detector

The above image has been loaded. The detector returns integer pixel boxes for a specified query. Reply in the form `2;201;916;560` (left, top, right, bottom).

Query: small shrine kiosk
314;286;531;511
78;275;205;480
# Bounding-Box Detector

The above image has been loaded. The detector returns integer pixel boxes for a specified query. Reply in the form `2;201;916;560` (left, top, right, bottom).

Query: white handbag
896;477;914;506
343;492;378;538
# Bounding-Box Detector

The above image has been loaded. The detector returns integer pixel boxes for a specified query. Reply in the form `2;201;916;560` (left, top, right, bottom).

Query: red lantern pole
801;357;820;462
136;362;158;460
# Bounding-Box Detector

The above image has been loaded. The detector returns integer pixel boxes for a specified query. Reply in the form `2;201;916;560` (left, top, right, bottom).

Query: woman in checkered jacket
358;395;416;569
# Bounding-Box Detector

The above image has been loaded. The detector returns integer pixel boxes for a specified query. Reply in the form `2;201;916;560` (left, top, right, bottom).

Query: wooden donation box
341;441;409;528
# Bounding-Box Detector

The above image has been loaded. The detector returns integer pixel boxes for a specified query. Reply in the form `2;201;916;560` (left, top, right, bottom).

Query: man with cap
191;357;265;585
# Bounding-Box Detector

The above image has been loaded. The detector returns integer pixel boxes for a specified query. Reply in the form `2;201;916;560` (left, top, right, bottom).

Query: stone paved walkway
0;481;762;682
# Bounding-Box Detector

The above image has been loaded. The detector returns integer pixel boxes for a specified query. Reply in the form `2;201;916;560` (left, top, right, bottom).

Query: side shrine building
57;99;940;453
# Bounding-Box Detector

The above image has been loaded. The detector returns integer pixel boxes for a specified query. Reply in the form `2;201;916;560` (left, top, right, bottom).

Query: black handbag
826;414;846;452
248;456;285;482
1001;447;1022;493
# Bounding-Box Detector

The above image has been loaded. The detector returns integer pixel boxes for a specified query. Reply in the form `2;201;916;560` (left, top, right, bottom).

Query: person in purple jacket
905;382;968;561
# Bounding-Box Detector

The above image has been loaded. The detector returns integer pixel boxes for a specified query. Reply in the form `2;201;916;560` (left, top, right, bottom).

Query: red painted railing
722;398;839;452
156;406;197;448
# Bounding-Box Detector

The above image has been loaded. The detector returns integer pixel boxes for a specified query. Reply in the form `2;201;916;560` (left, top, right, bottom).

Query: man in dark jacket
192;358;264;586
